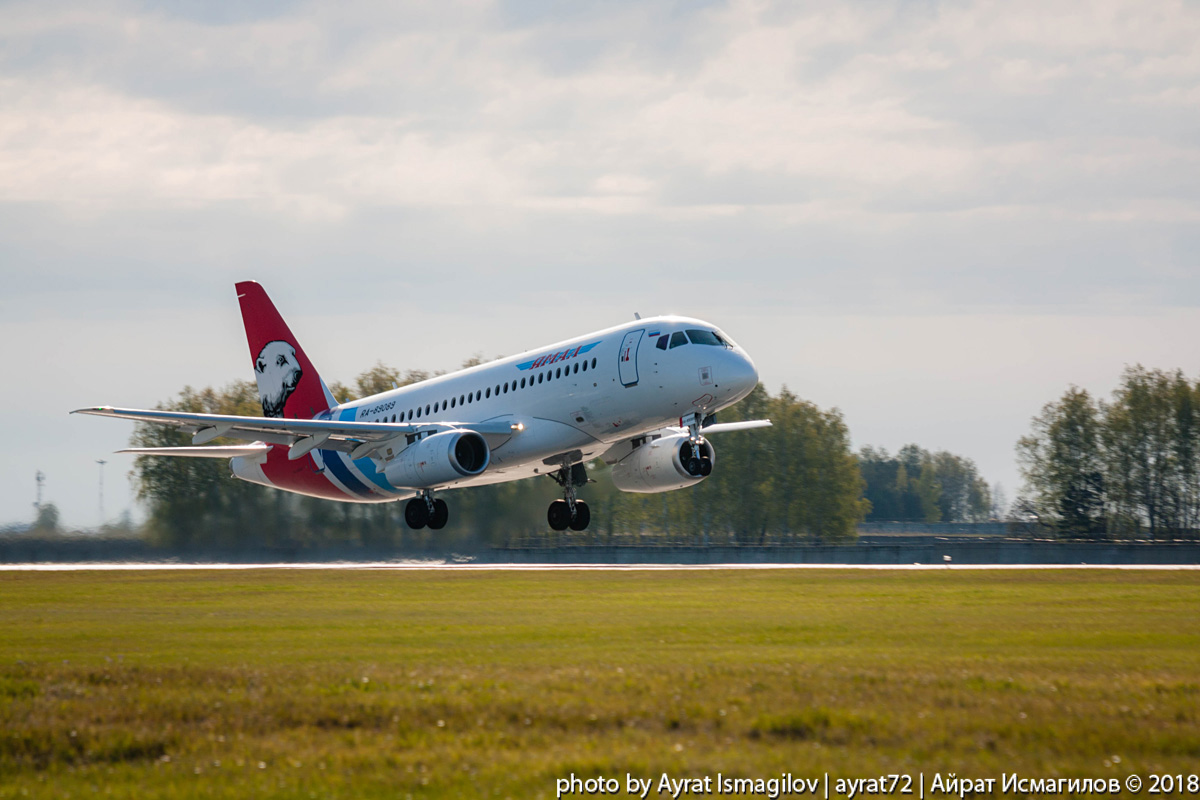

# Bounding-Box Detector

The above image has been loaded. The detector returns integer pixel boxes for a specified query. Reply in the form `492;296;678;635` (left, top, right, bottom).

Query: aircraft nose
723;349;759;398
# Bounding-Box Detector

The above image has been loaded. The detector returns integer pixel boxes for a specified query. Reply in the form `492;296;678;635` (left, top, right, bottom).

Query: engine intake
383;430;490;489
610;433;715;493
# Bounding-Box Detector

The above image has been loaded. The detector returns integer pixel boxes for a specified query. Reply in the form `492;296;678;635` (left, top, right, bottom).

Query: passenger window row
369;357;599;423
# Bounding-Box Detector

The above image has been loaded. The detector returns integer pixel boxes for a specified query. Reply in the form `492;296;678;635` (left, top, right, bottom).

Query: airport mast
96;460;107;526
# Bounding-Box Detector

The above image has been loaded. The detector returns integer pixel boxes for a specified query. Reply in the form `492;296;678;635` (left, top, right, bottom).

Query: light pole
96;459;107;527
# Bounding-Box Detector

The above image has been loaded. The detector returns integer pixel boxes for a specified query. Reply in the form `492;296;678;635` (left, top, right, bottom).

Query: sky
2;0;1198;528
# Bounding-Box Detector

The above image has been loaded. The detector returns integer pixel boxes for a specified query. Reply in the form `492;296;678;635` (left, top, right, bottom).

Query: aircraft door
618;329;644;387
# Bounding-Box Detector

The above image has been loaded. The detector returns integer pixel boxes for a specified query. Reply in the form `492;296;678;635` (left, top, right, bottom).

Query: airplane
74;282;771;531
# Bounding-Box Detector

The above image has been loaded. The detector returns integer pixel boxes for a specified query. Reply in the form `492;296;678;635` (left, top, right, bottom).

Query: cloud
2;0;1200;526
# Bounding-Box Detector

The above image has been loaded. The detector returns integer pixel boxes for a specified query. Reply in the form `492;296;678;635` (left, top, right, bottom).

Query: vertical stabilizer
235;281;334;420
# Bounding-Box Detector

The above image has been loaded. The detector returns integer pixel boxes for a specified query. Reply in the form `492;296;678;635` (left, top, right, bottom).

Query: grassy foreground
1;568;1198;798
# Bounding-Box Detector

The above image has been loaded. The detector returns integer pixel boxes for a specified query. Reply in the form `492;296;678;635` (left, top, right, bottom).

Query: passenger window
538;373;543;384
451;397;456;408
686;329;722;346
433;402;439;413
582;360;588;372
521;377;526;388
416;407;422;418
573;362;579;374
670;331;687;348
486;388;491;398
425;404;431;415
591;357;597;369
555;367;561;379
656;336;668;351
495;384;500;395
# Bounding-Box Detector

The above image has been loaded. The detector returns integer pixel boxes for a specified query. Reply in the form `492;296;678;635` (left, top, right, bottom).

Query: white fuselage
232;315;759;501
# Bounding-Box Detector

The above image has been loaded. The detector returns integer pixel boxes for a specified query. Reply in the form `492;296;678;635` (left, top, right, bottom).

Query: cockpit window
686;329;723;346
669;331;688;349
656;335;668;350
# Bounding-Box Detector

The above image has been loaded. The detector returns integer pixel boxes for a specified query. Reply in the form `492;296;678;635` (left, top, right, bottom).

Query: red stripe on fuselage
260;446;355;501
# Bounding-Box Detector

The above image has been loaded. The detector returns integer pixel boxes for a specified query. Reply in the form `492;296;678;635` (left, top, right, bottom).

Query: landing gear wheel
428;499;449;530
699;458;712;477
568;500;590;531
547;499;571;531
687;457;703;476
405;498;430;529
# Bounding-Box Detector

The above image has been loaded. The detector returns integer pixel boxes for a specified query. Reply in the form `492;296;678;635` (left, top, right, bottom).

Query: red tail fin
236;281;334;420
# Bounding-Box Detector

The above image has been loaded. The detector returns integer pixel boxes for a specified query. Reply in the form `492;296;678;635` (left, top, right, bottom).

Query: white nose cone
725;351;760;401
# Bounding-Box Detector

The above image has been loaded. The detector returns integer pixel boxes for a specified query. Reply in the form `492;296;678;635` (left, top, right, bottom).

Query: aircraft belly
491;417;596;467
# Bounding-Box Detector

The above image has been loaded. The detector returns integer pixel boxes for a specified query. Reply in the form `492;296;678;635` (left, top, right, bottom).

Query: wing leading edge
72;406;522;461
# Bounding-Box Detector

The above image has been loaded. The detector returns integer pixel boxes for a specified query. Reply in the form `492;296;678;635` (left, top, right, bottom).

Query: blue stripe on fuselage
355;457;392;491
319;449;374;499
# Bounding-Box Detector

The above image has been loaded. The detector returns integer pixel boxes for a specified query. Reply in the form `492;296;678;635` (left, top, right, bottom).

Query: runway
2;561;1198;571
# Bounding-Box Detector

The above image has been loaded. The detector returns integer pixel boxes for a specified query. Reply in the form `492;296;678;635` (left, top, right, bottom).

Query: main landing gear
402;462;595;533
548;462;590;531
404;491;448;530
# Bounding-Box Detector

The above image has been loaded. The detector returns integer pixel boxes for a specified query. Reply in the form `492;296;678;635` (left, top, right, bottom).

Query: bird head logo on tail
255;340;304;418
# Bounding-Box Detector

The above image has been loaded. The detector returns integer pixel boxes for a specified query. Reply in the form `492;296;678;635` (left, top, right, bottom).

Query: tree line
129;364;869;552
857;445;993;523
1017;365;1200;539
123;360;1004;552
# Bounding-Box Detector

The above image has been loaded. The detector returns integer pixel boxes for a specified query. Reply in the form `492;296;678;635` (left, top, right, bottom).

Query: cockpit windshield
656;328;737;351
685;329;724;346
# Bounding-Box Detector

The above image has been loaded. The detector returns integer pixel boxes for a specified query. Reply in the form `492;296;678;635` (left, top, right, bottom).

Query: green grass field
1;568;1198;798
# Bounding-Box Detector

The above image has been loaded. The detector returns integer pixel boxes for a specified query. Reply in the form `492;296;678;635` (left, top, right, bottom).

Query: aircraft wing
117;444;273;459
702;420;773;434
72;406;522;460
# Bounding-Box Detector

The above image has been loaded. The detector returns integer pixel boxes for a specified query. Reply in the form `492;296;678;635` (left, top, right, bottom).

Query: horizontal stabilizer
703;419;772;434
116;444;271;460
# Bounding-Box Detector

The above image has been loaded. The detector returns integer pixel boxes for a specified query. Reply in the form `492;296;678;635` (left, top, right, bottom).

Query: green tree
931;451;992;523
1102;367;1199;539
33;502;60;534
1016;387;1105;538
859;444;988;523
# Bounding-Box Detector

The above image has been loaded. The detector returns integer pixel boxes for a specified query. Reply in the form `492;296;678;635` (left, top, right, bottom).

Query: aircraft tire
428;499;449;530
547;499;571;531
405;498;429;529
687;457;703;476
568;500;590;531
699;458;713;477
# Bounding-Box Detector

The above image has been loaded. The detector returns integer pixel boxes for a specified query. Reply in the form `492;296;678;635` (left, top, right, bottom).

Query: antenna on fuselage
633;312;641;320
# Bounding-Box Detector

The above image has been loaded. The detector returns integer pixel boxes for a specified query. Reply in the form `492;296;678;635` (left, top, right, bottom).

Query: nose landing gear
548;462;591;531
679;412;713;477
404;491;448;530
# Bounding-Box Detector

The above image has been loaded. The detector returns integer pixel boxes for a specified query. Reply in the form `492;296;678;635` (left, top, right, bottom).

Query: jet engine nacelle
610;433;715;494
383;430;490;489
